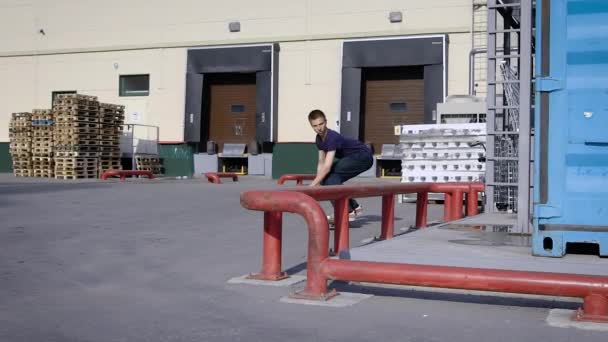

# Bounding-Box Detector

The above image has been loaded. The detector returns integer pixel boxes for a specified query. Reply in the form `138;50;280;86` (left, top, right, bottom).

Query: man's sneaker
353;205;363;216
348;211;356;222
327;213;357;224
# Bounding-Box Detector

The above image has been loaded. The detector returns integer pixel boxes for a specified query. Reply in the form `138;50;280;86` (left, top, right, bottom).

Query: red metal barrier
205;172;239;184
101;169;155;181
240;189;608;323
277;174;316;185
284;182;485;254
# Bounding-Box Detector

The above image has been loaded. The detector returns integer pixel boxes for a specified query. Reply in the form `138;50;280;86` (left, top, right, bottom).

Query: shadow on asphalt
330;281;581;310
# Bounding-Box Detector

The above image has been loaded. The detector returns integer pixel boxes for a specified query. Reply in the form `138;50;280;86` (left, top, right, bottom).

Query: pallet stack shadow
31;109;54;177
98;103;124;176
8;112;32;177
134;154;163;175
52;94;99;179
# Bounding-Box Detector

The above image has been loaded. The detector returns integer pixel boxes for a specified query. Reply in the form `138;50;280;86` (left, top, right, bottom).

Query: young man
308;109;373;221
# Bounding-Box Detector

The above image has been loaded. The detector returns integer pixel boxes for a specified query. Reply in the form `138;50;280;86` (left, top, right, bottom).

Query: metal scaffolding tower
485;0;534;234
470;0;488;96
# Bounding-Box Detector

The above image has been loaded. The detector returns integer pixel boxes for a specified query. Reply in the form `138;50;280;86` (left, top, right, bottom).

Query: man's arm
310;150;335;186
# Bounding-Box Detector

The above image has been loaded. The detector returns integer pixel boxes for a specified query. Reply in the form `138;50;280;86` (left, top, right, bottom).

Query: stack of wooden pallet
8;112;32;177
52;94;100;179
31;109;54;177
134;154;163;175
97;103;124;176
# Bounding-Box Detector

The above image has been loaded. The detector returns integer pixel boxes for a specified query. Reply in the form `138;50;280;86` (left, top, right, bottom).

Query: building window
119;74;149;96
52;90;77;106
230;104;245;113
389;102;408;113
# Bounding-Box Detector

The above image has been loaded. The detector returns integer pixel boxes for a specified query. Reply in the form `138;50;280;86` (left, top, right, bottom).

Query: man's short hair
308;109;326;122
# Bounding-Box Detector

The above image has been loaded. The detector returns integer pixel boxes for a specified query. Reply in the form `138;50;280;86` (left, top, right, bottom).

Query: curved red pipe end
204;172;238;184
205;173;221;184
277;174;316;185
101;170;155;181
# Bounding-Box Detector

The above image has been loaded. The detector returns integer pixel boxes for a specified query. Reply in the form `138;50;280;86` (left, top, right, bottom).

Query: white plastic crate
397;122;486;187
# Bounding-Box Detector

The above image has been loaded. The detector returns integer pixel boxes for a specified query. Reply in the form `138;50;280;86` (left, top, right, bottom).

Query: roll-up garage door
208;74;257;152
362;67;424;154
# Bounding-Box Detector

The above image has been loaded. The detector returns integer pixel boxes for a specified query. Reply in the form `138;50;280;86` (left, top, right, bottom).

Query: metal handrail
241;188;608;322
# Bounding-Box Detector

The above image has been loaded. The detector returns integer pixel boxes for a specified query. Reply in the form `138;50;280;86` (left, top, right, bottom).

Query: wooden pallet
55;151;99;158
54;127;99;134
9;153;31;159
98;146;120;152
54;134;101;142
32;156;53;162
55;94;98;103
99;103;125;111
54;139;97;146
55;157;98;164
54;122;100;129
32;147;52;154
96;151;120;158
54;145;100;152
55;112;99;124
53;104;99;112
98;140;120;146
99;117;124;125
54;174;97;180
13;169;32;177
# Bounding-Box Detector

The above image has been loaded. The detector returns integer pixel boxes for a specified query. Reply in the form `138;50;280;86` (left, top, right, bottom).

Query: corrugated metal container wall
533;0;608;257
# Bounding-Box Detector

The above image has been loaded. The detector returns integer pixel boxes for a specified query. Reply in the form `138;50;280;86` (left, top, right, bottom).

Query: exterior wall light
389;11;403;23
229;21;241;32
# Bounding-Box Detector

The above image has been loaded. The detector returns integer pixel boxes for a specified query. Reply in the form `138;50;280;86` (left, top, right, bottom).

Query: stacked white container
398;123;486;184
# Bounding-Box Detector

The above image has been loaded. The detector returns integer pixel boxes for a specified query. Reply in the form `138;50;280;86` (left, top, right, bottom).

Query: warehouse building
0;0;476;176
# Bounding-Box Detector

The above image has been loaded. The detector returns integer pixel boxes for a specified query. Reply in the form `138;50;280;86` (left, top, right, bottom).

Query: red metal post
248;211;288;280
415;192;428;228
452;189;464;220
241;190;331;297
333;198;350;255
467;190;479;217
576;294;608;322
443;192;453;222
380;194;395;240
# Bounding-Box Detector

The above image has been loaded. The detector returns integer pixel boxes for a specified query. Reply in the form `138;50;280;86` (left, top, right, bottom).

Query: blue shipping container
533;0;608;257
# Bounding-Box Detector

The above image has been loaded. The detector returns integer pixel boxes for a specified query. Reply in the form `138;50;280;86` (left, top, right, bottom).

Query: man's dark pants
321;151;374;212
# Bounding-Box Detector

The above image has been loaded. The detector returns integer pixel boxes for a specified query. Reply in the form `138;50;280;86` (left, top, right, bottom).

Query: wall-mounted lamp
388;11;403;23
229;21;241;32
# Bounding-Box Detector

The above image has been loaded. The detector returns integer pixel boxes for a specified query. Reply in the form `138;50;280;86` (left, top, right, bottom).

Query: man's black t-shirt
315;129;371;159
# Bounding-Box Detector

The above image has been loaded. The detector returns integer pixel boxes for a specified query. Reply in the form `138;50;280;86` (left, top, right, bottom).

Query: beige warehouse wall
277;33;471;143
278;40;343;142
1;0;470;55
0;49;186;142
1;1;475;143
447;33;471;96
0;33;472;143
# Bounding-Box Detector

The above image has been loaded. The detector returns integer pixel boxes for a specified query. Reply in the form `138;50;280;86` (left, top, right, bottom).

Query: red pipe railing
240;189;608;323
242;182;479;277
100;169;155;180
284;182;484;254
205;172;239;184
277;174;316;185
